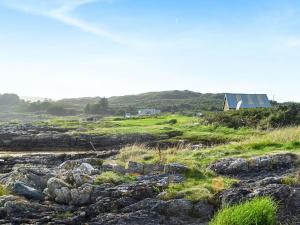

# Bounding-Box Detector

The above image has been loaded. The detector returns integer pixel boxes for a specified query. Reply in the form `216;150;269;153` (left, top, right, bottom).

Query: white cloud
0;0;125;44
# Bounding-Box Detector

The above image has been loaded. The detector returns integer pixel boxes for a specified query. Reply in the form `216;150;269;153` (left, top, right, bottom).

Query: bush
204;104;300;129
210;197;277;225
94;172;136;185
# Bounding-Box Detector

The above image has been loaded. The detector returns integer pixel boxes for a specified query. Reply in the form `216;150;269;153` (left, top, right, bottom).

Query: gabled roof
224;93;271;109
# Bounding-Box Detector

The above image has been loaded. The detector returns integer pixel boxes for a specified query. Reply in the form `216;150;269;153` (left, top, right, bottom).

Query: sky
0;0;300;101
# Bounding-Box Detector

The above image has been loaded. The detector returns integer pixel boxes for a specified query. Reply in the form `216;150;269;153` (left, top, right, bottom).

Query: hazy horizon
1;0;300;102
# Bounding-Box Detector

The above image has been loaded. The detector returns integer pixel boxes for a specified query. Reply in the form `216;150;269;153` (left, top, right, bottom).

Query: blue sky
0;0;299;101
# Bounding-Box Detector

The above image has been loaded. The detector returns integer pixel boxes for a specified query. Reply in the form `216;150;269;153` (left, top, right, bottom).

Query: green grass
282;173;300;186
0;185;10;196
34;115;255;145
209;197;277;225
94;171;136;185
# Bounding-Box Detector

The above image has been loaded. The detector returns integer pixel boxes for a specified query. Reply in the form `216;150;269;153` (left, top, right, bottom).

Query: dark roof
225;93;271;109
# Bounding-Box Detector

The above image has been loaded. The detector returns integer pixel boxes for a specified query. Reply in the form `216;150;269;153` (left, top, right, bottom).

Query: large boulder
12;181;44;200
75;163;96;175
70;183;94;206
45;177;72;204
0;166;54;191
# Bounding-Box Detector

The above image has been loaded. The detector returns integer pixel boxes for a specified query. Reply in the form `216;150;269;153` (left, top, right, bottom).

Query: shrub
210;197;277;225
168;119;178;125
204;104;300;129
94;172;136;185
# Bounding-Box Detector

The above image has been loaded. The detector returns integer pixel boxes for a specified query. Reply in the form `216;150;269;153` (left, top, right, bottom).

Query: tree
0;94;20;105
99;98;109;110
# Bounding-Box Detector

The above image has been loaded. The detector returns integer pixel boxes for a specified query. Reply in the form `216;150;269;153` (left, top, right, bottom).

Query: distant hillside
58;90;225;113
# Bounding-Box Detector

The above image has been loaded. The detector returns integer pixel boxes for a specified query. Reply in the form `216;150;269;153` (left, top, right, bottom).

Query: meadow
35;114;256;145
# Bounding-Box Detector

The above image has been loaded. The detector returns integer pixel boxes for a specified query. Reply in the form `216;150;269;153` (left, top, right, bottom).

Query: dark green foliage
26;101;76;116
46;105;67;116
204;104;300;129
0;93;20;105
84;98;110;114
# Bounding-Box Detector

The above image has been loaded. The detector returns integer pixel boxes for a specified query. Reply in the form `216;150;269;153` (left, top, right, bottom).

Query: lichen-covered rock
70;183;94;206
46;177;72;204
75;163;96;175
72;171;94;187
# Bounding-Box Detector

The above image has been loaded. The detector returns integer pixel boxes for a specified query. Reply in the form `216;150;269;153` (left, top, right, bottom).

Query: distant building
124;112;131;118
224;93;271;111
138;109;161;116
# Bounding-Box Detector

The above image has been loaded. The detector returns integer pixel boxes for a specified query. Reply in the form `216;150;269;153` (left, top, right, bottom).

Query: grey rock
192;201;215;220
75;163;96;175
46;177;72;204
156;199;193;217
210;153;296;176
143;163;164;175
72;171;94;187
70;183;94;206
164;163;189;174
127;161;144;174
13;181;44;200
0;195;18;207
102;163;126;175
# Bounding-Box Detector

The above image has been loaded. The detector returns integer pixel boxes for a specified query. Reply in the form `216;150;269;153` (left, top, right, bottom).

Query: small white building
124;112;131;118
138;109;161;116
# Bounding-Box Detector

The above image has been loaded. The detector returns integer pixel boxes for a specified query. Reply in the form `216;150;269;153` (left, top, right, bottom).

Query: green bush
204;104;300;129
210;197;277;225
94;171;136;185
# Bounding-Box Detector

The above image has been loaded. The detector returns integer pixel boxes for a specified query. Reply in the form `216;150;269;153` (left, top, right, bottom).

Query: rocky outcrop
0;123;159;150
0;151;298;224
209;153;297;178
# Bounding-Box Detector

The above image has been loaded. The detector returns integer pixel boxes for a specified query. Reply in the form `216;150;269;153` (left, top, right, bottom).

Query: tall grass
210;197;277;225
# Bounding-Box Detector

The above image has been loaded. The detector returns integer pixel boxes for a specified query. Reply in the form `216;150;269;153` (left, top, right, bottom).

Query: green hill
58;90;224;114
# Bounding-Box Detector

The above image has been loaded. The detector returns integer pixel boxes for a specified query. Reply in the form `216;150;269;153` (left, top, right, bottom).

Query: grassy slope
106;126;300;202
35;115;255;144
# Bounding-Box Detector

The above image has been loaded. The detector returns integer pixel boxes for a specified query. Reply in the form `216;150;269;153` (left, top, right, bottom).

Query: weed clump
209;197;277;225
94;172;136;185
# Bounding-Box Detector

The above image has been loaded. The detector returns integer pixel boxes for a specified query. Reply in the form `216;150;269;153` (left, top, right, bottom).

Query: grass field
34;115;256;144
